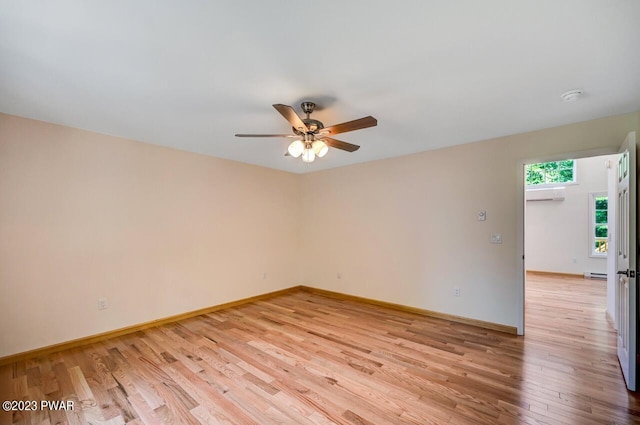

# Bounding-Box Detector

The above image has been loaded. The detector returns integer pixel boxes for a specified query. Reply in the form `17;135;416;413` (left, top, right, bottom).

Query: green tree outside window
526;160;575;186
593;196;608;255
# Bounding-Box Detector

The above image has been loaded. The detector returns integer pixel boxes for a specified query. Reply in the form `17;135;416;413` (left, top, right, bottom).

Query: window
525;160;576;187
590;192;608;257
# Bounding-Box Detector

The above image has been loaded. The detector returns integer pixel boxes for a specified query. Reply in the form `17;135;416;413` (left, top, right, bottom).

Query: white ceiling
1;1;639;173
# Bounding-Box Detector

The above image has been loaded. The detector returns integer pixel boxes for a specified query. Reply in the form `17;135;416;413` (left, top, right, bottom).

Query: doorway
524;154;619;328
519;144;639;390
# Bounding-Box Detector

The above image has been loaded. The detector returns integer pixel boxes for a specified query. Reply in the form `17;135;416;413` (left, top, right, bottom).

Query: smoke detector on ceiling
561;89;583;102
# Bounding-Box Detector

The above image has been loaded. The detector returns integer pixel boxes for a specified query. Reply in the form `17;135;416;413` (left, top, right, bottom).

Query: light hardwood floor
1;275;640;424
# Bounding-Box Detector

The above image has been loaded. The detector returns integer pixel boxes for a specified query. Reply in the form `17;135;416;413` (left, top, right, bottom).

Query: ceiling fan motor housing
293;102;324;134
294;118;324;135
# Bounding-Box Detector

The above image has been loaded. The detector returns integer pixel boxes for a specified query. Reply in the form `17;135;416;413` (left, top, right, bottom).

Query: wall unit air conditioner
526;187;566;202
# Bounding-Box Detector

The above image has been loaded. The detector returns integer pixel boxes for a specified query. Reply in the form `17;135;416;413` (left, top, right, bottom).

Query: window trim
525;159;578;189
589;191;608;258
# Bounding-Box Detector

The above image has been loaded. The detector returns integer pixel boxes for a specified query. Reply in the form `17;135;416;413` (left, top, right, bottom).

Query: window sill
526;181;578;190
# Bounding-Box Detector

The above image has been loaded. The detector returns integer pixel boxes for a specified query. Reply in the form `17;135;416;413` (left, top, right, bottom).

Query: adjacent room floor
1;275;639;424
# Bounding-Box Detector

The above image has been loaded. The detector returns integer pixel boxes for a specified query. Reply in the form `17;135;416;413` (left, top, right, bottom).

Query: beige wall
0;114;301;358
300;112;639;333
1;111;638;356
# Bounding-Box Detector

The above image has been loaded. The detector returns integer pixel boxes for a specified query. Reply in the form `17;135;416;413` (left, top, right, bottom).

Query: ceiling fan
235;102;377;163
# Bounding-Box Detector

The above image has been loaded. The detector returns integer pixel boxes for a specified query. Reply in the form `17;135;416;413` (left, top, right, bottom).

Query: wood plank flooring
1;275;640;424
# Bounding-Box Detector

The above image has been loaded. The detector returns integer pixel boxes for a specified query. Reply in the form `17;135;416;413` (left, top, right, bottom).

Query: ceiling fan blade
323;137;360;152
320;116;377;136
273;104;309;132
235;134;297;138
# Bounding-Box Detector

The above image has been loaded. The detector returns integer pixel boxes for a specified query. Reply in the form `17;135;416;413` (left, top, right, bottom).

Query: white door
617;131;637;391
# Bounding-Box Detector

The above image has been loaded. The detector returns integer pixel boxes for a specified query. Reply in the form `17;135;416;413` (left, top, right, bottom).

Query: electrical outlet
491;233;502;244
477;211;486;221
98;298;107;310
454;287;461;297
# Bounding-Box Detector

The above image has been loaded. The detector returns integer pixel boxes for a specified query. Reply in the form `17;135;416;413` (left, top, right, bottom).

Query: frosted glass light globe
302;148;316;163
312;140;328;158
287;140;304;158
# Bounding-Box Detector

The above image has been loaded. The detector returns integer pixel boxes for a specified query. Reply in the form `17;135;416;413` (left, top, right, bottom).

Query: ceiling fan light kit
235;101;377;163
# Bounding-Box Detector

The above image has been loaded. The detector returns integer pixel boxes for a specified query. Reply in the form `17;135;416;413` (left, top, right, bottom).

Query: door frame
516;147;618;335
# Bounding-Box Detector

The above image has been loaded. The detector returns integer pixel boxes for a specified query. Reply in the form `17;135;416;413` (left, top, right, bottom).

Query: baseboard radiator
584;272;607;280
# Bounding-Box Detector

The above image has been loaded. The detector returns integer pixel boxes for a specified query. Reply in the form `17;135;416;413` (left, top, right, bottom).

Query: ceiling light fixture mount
561;89;583;102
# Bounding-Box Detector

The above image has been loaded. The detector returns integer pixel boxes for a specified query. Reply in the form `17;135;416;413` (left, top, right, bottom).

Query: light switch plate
98;297;107;310
478;211;486;221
